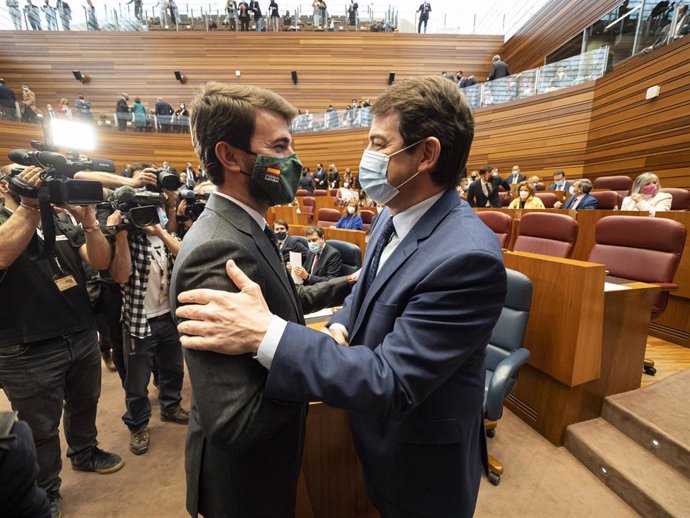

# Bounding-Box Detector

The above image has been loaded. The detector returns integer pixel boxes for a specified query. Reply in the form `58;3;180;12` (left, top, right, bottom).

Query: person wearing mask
290;226;342;285
154;97;174;133
173;75;506;518
20;83;38;122
313;163;327;190
506;165;526;185
548;170;572;192
508;181;545;209
273;219;308;264
465;164;511;208
335;200;364;230
237;0;250;30
554;179;599;209
336;179;359;205
174;102;189;133
327;164;340;188
620;172;672;213
116;92;130;131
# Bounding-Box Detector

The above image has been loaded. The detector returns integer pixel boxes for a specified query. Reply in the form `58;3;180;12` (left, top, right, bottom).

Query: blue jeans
121;313;184;431
255;17;262;31
0;327;101;495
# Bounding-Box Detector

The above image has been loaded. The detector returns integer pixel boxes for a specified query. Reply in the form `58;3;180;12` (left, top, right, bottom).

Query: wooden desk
267;205;300;227
504;251;658;445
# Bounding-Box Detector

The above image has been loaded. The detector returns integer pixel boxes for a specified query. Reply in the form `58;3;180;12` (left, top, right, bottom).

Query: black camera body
155;168;181;191
104;185;165;233
179;188;210;222
7;148;115;205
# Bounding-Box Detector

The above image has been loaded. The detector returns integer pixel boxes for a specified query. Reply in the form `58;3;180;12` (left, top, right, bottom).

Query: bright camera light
50;119;97;151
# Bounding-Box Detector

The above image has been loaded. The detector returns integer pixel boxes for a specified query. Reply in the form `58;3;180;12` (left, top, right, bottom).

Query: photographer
107;163;188;457
0;165;124;518
175;180;213;238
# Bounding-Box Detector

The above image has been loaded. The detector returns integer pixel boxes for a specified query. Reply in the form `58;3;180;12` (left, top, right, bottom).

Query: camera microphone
8;149;67;169
111;185;137;206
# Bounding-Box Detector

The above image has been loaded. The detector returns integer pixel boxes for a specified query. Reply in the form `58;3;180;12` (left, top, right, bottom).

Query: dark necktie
365;216;395;292
263;226;282;260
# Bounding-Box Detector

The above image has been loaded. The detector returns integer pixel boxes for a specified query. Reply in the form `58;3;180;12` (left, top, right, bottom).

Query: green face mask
245;151;303;206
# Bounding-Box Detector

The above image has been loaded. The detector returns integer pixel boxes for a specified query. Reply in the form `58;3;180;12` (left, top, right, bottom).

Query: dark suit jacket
278;235;308;264
488;60;511;81
563;192;598;209
466;176;511;208
304;242;342;284
548;181;573;192
154;100;173;116
170;193;306;518
115;98;129;113
265;190;506;517
505;173;526;184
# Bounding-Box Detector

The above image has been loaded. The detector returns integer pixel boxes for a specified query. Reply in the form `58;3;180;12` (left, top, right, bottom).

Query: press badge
54;273;78;292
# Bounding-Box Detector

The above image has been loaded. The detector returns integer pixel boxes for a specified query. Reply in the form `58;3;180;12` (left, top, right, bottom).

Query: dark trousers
122;313;184;431
418;17;428;33
0;327;101;495
240;17;249;30
95;282;126;382
117;113;128;131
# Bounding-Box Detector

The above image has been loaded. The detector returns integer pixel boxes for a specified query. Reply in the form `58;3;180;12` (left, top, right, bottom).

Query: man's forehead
369;111;401;139
253;108;292;142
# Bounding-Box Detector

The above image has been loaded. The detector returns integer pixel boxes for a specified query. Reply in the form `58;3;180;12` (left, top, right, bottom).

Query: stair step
565;418;690;518
603;370;690;478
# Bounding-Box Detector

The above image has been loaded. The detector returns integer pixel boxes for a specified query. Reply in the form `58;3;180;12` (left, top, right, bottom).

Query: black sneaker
161;405;189;425
130;427;150;455
49;492;62;518
71;447;125;474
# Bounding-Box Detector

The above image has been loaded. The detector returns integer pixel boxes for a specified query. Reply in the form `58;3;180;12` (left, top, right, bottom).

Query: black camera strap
26;186;57;261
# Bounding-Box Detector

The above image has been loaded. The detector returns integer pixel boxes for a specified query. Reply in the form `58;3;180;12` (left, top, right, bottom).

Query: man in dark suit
466;164;511;207
273;219;308;264
548;169;573;193
506;165;526;185
115;92;130;131
313;163;327;189
175;76;507;518
488;55;511;81
154;97;174;133
290;226;343;285
554;178;599;209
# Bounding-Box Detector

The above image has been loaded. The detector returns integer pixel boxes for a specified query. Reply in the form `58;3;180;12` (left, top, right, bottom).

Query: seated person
336;181;359;206
621;172;672;213
335;200;363;230
554;179;599;210
528;175;544;190
289;226;342;285
508;181;545;209
548;170;572;192
298;168;314;193
273;219;308;263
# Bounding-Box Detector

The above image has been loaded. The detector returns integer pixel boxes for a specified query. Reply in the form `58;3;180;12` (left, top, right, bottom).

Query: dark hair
479;165;493;176
273;219;289;230
305;226;324;238
371;76;474;190
122;162;154;178
553;170;565;178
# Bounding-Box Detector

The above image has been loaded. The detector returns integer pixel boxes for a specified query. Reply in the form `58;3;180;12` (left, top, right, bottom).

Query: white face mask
308;241;321;253
347;206;355;214
358;139;424;205
519;190;529;200
569;186;576;195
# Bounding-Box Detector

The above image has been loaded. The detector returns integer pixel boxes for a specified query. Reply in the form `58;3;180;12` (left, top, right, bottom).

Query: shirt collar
390;191;444;243
212;191;267;230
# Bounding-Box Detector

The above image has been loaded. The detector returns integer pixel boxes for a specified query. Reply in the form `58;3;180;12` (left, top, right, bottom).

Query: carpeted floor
1;360;639;518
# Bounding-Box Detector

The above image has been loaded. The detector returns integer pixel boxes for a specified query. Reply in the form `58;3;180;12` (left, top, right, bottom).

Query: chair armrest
654;282;678;293
485;348;531;421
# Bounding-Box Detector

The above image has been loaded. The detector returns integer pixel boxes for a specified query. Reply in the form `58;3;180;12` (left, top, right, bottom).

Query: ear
215;141;245;175
417;137;441;173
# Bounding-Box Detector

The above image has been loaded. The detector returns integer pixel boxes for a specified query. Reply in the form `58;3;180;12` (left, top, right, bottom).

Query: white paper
604;282;631;292
290;251;303;285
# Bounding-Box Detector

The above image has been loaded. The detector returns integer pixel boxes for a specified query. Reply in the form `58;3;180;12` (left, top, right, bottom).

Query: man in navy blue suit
175;76;507;517
554;178;599;209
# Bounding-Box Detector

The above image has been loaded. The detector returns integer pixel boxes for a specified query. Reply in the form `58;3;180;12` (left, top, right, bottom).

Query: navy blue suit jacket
563;192;598;209
265;189;507;517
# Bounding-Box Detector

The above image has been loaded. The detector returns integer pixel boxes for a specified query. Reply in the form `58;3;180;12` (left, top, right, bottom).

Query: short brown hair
516;180;535;197
190;82;298;186
372;76;474;190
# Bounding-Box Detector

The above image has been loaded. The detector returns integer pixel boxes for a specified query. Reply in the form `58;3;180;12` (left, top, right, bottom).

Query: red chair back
313;189;328;197
534;192;559;208
513;212;578;258
590;191;620;210
593;175;633;198
296;189;310;197
588;215;687;317
360;209;376;232
661;188;690;210
316;208;342;227
328;188;338;196
476;211;512;248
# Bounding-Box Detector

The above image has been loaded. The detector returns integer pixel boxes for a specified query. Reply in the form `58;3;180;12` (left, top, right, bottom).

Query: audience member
56;0;71;29
56;97;71;119
313;162;327;189
268;0;279;31
274;219;308;264
154;97;174;132
25;0;42;29
0;79;18;121
74;93;92;120
127;0;143;21
528;175;543;190
116;92;130;131
250;0;262;31
174;101;189;132
466;164;511;207
20;83;38;122
238;0;249;30
620;172;672;213
41;0;57;29
347;0;357;26
335;199;364;230
327;163;340;188
488;55;511;81
506;164;526;185
167;0;178;26
548;169;571;192
416;1;431;33
131;97;148;131
291;226;343;284
548;66;570;90
0;165;124;518
336;179;359;205
554;178;598;209
7;0;23;29
508;180;545;209
298;168;315;193
224;0;237;29
84;0;98;30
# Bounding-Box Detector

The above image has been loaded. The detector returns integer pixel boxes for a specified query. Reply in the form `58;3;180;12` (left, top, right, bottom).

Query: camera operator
107;164;188;457
0;165;124;518
175;180;214;238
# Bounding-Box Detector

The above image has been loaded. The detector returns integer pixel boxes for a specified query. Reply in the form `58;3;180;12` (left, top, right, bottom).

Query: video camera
178;188;210;222
7;144;115;205
103;185;166;233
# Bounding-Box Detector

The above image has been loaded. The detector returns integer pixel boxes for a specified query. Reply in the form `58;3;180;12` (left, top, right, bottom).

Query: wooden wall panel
501;0;621;73
0;31;502;114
